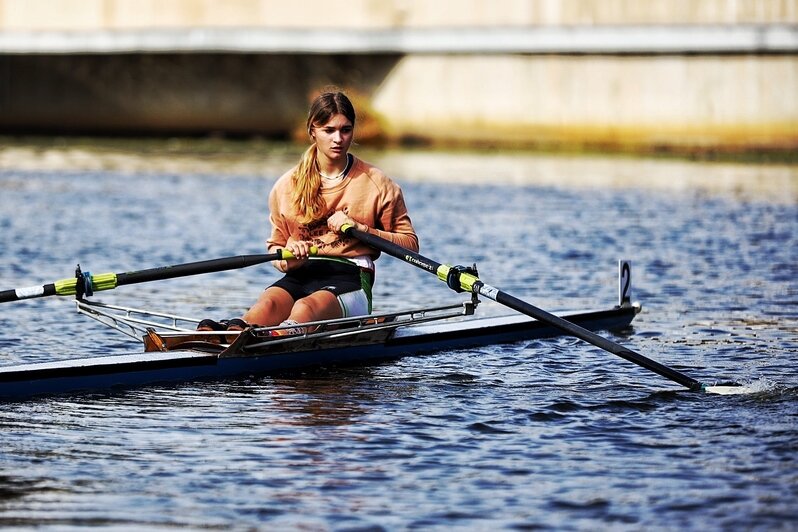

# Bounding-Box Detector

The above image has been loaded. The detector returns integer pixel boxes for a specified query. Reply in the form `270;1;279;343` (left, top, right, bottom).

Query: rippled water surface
1;145;797;530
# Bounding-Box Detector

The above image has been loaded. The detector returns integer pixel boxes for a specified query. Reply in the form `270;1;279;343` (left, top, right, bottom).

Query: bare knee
243;289;293;326
290;292;341;322
289;299;317;322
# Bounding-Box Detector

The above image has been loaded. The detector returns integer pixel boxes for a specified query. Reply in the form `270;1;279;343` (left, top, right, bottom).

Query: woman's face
311;113;354;163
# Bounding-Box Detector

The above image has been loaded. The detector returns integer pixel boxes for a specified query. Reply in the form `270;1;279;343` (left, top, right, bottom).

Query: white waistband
347;255;374;272
309;254;375;271
347;255;375;271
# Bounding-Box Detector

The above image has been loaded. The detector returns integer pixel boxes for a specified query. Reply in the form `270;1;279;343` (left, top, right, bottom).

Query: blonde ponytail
292;143;327;223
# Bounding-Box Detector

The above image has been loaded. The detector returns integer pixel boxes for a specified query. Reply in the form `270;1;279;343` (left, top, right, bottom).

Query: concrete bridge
1;0;797;152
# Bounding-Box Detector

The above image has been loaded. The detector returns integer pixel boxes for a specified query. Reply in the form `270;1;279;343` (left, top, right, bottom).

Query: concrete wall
1;0;797;28
373;55;798;151
1;0;797;152
0;53;401;136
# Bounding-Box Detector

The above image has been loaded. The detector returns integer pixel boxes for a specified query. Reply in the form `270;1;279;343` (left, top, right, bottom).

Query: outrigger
0;278;639;400
0;230;743;399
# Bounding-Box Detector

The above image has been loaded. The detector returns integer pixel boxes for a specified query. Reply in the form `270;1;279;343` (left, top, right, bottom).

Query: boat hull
0;305;639;400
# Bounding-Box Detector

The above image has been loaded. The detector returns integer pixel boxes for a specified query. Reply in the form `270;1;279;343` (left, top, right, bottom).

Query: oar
343;225;741;394
0;248;311;303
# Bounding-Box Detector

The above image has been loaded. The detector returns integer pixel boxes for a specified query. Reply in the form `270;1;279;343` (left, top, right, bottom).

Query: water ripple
0;162;797;530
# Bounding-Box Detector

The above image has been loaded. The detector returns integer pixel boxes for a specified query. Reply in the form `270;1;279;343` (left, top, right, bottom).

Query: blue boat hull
0;305;639;400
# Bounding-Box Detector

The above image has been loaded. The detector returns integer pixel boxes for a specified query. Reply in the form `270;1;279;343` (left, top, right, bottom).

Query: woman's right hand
275;240;313;272
285;240;314;260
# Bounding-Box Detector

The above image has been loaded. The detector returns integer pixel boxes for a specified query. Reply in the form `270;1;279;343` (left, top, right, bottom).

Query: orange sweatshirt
266;156;419;261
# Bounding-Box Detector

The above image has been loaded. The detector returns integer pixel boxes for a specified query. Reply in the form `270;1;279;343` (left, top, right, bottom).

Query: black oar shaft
492;289;702;390
344;226;704;391
116;253;281;286
0;251;290;303
0;285;55;303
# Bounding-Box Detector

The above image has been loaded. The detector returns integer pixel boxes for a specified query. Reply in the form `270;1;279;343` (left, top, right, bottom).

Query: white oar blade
704;385;750;395
704;379;775;395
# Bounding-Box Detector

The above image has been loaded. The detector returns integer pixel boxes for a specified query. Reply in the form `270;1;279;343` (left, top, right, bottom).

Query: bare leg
286;290;342;323
242;287;295;326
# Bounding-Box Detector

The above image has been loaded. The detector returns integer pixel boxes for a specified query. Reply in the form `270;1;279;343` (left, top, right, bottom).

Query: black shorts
270;259;372;301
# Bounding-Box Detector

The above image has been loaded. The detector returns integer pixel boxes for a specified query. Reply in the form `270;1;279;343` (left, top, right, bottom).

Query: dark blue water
1;150;797;530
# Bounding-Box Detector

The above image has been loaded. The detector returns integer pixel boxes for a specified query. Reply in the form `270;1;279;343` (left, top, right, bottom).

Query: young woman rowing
199;90;418;334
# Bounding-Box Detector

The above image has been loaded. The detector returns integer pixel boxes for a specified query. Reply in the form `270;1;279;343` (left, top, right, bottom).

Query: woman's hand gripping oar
341;224;745;395
0;248;315;303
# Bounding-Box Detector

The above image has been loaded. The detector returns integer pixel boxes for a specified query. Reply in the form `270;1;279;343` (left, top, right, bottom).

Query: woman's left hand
327;210;364;234
284;240;314;261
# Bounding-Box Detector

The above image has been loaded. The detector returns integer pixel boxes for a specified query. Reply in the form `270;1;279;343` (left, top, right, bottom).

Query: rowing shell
0;301;640;400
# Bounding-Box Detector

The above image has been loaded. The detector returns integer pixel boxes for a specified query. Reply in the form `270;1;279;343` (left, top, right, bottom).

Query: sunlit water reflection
0;146;796;529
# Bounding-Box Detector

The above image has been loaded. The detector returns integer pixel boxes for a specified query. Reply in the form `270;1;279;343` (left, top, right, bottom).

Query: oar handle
0;247;316;303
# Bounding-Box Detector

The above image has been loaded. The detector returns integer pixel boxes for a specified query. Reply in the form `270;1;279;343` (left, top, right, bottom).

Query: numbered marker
619;260;632;307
